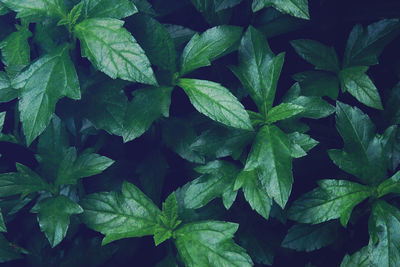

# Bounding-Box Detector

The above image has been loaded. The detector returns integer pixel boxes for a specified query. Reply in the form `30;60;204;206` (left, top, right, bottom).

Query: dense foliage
0;0;400;266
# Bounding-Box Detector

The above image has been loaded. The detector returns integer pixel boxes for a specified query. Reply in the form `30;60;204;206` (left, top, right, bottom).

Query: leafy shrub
0;0;400;266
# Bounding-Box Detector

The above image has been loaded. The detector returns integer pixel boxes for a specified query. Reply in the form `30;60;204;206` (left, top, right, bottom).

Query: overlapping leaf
82;0;137;19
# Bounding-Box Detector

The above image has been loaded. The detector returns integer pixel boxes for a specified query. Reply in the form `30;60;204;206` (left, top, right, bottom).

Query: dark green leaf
0;71;17;102
288;96;335;119
290;39;339;72
292;71;339;100
180;25;242;75
123;86;172;142
0;234;22;263
81;181;161;245
266;102;305;124
282;222;338;252
244;125;293;208
0;210;6;232
0;163;51;198
164;24;196;49
252;0;310;20
184;160;239;209
340;246;370;267
0;3;9;15
0;0;67;21
13;44;81;145
83;0;137;19
287;132;318;158
31;196;83;247
288;179;372;226
174;221;253;267
343;19;400;67
0;112;4;132
214;0;243;11
377;171;400;198
177;78;253;130
74;18;157;85
339;66;383;110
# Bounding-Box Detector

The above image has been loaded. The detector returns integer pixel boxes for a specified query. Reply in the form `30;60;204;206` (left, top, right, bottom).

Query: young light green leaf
174;221;253;267
252;0;310;20
230;28;285;114
177;79;253;131
13;45;81;146
339;66;383;110
154;193;181;246
266;103;305;124
123;86;172;142
74;18;157;85
0;0;67;21
244;125;293;208
184;160;239;209
340;246;371;267
288;96;335;119
287;132;318;158
191;125;254;160
282;222;338;252
240;170;272;220
343;19;400;67
129;14;176;71
292;71;339;100
287;179;372;226
80;181;161;245
82;0;137;19
55;148;115;186
180;25;242;75
31;196;83;247
0;234;22;263
0;71;17;102
0;26;32;74
0;163;51;198
290;39;339;72
368;200;400;267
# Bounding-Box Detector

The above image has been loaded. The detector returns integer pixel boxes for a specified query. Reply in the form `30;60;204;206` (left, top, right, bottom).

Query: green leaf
244;125;293;208
164;24;196;50
0;112;5;132
240;170;272;220
343;19;400;67
0;26;32;74
292;71;339;100
13;45;81;146
74;18;157;85
0;234;22;263
129;14;176;71
180;25;242;75
154;193;181;246
82;0;137;19
177;78;253;131
287;132;318;158
0;163;51;198
368;200;400;267
214;0;243;11
174;221;253;267
80;181;161;245
0;3;9;15
339;66;383;110
288;96;335;119
281;222;338;252
290;39;339;72
31;196;83;247
55;148;115;186
184;160;239;209
252;0;310;20
266;103;305;124
340;246;371;267
377;171;400;198
0;210;6;232
0;0;67;21
0;71;17;102
287;179;372;226
123;86;172;142
191;125;254;160
230;28;285;114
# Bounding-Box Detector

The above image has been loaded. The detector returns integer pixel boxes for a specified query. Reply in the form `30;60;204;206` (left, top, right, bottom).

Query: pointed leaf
339;66;383;109
0;211;6;232
244;125;293;208
80;181;160;245
74;18;157;85
13;45;81;145
174;221;253;267
82;0;137;19
292;71;339;100
288;96;335;119
0;71;17;103
340;246;371;267
31;196;83;247
0;0;67;21
290;39;339;72
287;179;372;226
123;86;172;142
266;103;305;124
180;25;242;75
377;171;400;198
252;0;310;20
287;132;318;158
0;234;22;263
177;78;253;130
